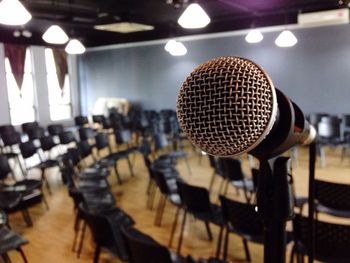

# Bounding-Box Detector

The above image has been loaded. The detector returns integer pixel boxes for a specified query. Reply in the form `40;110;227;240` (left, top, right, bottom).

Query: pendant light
177;3;210;29
275;30;298;47
245;29;263;44
42;25;69;44
164;39;187;56
0;0;32;26
65;39;86;54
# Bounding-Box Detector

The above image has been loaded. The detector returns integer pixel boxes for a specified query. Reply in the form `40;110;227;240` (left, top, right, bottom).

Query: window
5;48;36;126
45;48;72;121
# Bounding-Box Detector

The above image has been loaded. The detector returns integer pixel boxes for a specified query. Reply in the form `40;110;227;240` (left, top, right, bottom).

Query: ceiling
0;0;345;47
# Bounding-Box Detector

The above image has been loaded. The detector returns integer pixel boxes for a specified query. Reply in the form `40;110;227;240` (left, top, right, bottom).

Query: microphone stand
257;156;294;263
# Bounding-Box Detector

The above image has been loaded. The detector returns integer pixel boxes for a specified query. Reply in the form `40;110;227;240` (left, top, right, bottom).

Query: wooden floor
4;145;350;263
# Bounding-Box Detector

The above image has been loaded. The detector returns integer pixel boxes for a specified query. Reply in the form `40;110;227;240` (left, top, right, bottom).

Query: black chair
47;124;64;137
220;158;255;203
152;168;182;226
0;125;15;136
208;156;226;194
0;131;25;176
219;195;264;262
79;204;135;262
27;126;45;141
75;116;89;127
77;140;96;168
40;135;60;159
0;226;29;263
291;215;350;263
78;127;96;143
122;227;188;263
175;181;225;256
95;132;134;184
314;179;350;218
19;141;59;194
0;154;46;206
153;132;191;174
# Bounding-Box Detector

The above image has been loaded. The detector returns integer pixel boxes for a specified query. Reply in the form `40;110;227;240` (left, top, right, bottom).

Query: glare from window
45;48;72;121
5;49;36;125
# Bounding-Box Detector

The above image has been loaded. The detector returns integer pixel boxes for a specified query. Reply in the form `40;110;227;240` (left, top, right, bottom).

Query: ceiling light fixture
65;39;86;54
164;39;187;56
42;25;69;44
275;30;298;47
0;0;32;26
177;3;210;29
245;29;264;44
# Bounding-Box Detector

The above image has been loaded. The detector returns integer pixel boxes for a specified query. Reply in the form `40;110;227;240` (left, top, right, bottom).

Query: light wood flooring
4;145;350;263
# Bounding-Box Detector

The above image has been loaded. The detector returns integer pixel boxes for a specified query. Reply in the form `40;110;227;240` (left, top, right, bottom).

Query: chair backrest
251;168;259;190
177;181;211;213
78;140;93;159
78;127;95;141
220;195;263;237
47;124;64;136
74;116;89;126
59;131;76;145
27;126;45;141
115;129;132;145
95;133;109;151
293;215;350;262
152;169;173;195
315;179;350;211
1;131;22;146
0;155;12;180
153;133;169;151
40;135;57;152
122;227;173;263
92;115;105;124
21;121;39;134
0;125;15;136
318;117;341;138
221;158;244;181
19;141;38;159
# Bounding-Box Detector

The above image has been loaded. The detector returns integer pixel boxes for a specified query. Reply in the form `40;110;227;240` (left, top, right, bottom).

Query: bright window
5;48;36;126
45;48;72;121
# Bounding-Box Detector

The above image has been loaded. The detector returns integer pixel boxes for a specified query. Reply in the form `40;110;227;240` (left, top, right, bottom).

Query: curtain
4;44;27;93
52;48;68;93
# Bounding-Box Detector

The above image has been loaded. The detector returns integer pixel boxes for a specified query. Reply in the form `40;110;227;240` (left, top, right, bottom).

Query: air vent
94;22;154;33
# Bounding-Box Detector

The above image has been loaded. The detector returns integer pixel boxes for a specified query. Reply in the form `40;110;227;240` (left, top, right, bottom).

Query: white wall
0;44;80;127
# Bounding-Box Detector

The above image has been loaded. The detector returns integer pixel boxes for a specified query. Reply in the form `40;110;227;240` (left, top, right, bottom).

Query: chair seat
36;159;59;169
0;210;7;227
0;192;22;210
193;204;225;226
0;227;28;255
3;152;20;159
14;179;42;192
316;203;350;218
169;193;181;206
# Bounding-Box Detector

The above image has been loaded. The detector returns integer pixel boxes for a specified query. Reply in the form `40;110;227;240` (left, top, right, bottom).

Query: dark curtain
4;44;27;91
52;48;68;91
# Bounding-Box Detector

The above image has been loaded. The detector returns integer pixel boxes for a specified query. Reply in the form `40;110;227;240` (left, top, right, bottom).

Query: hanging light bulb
65;39;86;54
177;3;210;29
164;39;177;52
164;39;187;56
42;25;69;44
0;0;32;26
245;29;264;44
275;30;298;47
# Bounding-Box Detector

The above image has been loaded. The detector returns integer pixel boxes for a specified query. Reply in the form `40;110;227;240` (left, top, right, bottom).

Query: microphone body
176;56;316;159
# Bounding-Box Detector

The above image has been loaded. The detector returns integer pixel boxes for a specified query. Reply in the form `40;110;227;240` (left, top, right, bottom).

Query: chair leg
215;226;224;259
21;209;33;227
183;157;192;175
2;253;11;263
72;215;81;252
126;157;135;177
41;190;50;210
223;227;229;261
42;169;52;195
208;172;216;193
155;195;166;226
169;206;180;247
147;185;157;210
204;221;213;241
17;247;28;263
242;239;251;262
177;210;187;254
77;221;87;258
290;244;296;263
93;245;101;263
114;164;122;185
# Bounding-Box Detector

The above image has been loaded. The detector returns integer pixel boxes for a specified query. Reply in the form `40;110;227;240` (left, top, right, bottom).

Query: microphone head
176;56;278;157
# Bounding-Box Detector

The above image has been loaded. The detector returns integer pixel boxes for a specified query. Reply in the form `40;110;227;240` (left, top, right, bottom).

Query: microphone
176;56;316;159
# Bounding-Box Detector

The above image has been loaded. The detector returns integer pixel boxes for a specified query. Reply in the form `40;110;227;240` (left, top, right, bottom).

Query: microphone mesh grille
176;56;276;156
